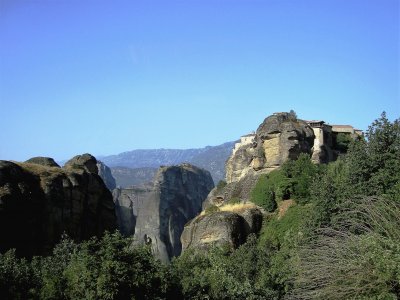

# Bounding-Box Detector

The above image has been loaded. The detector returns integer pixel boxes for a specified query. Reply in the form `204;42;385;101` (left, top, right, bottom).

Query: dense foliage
0;232;171;300
1;112;399;299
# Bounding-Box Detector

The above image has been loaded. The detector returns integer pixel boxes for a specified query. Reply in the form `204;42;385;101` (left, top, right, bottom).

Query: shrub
291;197;400;299
216;180;227;191
251;174;278;212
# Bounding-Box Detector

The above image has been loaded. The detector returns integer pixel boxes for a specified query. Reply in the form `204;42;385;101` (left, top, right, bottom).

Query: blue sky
0;0;399;161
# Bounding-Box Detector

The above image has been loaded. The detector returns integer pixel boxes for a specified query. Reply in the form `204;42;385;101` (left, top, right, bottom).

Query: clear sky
1;0;399;161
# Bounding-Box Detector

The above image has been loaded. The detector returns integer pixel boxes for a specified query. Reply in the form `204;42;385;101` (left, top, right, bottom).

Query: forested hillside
1;113;399;300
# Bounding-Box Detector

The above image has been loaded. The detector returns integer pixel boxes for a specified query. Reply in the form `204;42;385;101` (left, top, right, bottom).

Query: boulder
0;154;116;257
64;153;98;173
181;206;263;252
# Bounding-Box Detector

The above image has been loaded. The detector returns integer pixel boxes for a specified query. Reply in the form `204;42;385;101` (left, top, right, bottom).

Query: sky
0;0;399;161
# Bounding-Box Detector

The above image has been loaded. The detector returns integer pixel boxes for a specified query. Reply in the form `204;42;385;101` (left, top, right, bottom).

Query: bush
216;180;227;191
282;153;318;203
171;235;278;300
251;174;278;212
291;197;400;299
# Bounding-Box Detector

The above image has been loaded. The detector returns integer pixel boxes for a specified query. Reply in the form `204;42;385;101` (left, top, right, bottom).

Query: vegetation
0;232;171;300
334;132;353;152
216;180;227;191
1;112;399;299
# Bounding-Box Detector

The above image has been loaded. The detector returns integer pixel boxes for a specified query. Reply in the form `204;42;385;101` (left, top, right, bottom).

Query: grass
201;202;259;216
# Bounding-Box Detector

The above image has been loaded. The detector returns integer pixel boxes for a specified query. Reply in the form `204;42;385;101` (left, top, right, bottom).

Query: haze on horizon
1;0;399;162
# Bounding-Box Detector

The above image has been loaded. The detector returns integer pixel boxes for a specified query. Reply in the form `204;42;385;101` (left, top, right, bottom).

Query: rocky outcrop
113;163;214;262
112;184;153;237
226;113;315;184
181;207;263;252
64;153;98;173
225;134;256;184
97;161;116;190
0;154;116;257
25;157;60;167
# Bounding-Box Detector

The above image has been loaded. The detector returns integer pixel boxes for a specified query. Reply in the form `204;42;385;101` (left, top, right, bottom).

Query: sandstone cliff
113;163;214;262
0;154;116;257
226;112;315;184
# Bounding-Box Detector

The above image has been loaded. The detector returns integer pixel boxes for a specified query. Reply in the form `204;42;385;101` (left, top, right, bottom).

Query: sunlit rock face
226;112;315;184
0;154;116;257
181;207;263;252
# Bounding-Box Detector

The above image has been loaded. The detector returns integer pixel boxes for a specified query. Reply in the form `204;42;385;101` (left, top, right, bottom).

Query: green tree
282;153;318;203
346;112;400;197
251;174;278;212
0;249;37;300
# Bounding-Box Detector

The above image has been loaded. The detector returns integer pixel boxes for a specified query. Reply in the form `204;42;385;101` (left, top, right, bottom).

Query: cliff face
226;113;315;184
97;161;117;190
0;154;116;257
113;163;214;262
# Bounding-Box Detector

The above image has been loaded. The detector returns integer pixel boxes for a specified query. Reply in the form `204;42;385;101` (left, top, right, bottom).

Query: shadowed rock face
0;154;116;257
97;161;116;190
113;163;214;262
181;207;263;252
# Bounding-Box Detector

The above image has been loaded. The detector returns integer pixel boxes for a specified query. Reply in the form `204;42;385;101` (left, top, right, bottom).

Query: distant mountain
111;167;157;188
100;141;236;185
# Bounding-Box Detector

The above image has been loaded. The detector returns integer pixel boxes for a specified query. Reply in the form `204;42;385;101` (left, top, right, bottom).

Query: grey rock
225;112;314;184
112;185;152;237
97;161;116;190
0;155;116;257
181;207;263;252
255;112;314;167
111;167;157;188
64;153;98;173
113;163;214;262
25;157;60;168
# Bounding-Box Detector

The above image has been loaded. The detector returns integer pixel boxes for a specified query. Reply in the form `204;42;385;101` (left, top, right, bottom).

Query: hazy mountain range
99;141;236;187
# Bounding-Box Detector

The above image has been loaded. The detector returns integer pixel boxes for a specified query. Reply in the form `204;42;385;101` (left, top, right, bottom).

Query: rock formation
226;112;315;184
113;163;214;262
97;160;117;190
0;154;116;257
181;206;263;252
25;156;60;167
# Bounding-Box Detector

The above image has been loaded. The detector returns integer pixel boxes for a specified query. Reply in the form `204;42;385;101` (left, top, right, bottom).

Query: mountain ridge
98;141;236;184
